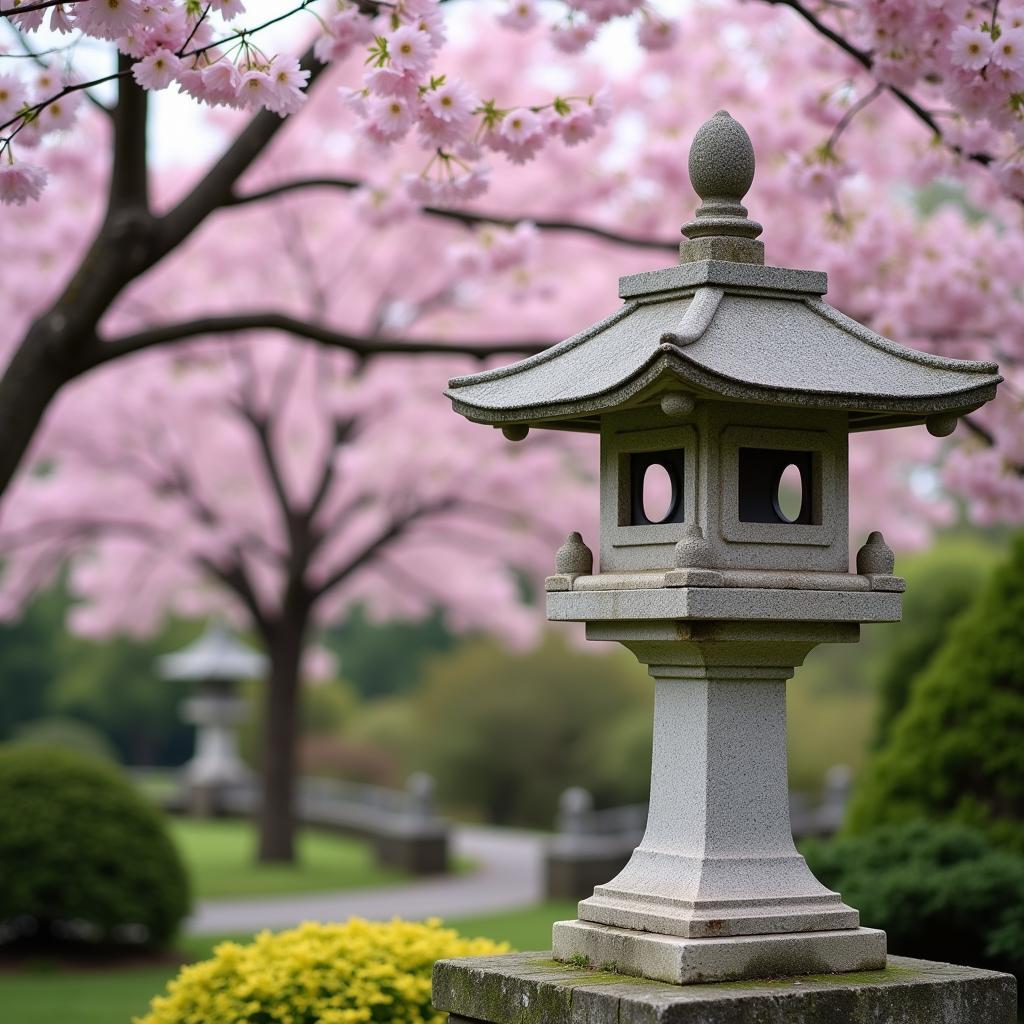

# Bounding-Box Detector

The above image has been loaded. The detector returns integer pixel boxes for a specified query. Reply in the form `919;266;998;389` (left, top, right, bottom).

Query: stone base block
432;951;1017;1024
544;849;633;902
551;919;886;985
373;831;449;875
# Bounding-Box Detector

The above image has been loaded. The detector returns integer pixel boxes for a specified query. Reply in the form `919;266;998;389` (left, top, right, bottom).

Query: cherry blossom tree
4;1;1024;858
0;0;1023;506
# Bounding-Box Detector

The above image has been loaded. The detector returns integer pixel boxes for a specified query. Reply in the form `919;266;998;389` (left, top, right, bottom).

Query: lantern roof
158;621;267;682
446;112;1000;435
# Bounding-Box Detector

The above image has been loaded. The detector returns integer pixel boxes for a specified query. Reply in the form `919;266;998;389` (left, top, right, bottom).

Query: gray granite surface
433;952;1017;1024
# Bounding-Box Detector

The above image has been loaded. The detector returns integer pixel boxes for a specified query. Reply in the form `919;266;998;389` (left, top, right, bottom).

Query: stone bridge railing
136;769;450;876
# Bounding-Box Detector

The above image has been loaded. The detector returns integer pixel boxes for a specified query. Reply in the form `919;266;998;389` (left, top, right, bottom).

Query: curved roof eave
448;348;1001;427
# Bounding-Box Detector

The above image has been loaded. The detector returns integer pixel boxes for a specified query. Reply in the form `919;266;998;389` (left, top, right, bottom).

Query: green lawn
0;903;575;1024
169;818;404;899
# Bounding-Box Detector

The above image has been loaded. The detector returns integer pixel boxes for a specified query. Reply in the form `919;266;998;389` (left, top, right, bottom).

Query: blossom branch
826;83;883;155
761;0;996;168
88;312;551;371
227;176;678;253
6;21;112;118
0;0;83;18
156;44;326;255
961;414;1024;475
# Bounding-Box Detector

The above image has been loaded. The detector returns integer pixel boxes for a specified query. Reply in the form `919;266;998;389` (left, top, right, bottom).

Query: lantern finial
680;110;764;265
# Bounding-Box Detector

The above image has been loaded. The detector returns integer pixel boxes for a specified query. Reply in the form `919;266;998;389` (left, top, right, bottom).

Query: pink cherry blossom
995;159;1024;198
365;94;415;143
949;25;995;70
264;55;310;117
72;0;144;42
637;15;678;51
199;60;244;108
386;25;435;76
424;79;478;125
992;27;1024;72
37;91;80;133
315;7;375;63
238;68;275;110
498;0;541;32
0;73;26;122
211;0;246;18
551;20;597;53
132;48;182;91
0;161;46;205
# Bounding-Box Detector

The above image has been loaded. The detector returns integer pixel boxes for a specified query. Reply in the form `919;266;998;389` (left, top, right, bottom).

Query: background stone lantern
159;621;266;817
435;111;1016;1020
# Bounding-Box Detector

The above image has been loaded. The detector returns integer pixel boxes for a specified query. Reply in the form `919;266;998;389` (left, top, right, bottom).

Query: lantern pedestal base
551;918;884;985
433;952;1016;1024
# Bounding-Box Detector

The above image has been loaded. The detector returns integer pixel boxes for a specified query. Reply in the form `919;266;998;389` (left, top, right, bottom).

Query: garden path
186;825;545;934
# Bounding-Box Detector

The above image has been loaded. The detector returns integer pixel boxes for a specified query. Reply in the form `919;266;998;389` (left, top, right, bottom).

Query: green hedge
805;821;1024;976
847;534;1024;849
0;746;189;949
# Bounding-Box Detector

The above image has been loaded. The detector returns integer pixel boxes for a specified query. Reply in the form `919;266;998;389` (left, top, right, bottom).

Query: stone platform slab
551;919;885;985
433;951;1017;1024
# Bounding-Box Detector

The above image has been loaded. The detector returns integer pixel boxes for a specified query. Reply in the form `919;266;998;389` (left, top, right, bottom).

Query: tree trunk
257;617;306;863
0;330;69;497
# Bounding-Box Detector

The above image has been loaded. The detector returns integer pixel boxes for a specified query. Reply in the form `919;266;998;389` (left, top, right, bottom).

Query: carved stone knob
856;531;895;575
555;531;594;576
660;392;696;419
688;110;756;203
674;524;714;568
926;413;958;438
681;111;764;264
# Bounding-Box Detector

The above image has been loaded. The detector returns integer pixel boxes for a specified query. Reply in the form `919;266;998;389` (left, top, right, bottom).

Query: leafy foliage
0;586;67;741
870;535;999;745
846;535;1024;848
804;821;1024;977
327;607;456;700
0;747;189;949
11;716;119;762
0;586;196;766
135;919;507;1024
413;632;650;825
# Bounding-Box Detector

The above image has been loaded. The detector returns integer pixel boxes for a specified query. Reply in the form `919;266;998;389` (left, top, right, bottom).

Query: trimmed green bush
846;534;1024;849
0;746;189;949
804;821;1024;976
11;716;119;763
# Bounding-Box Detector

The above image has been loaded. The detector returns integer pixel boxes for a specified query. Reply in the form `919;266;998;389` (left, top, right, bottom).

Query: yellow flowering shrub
135;918;508;1024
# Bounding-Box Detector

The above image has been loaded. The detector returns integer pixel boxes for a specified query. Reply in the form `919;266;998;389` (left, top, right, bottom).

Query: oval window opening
774;463;804;523
642;463;675;524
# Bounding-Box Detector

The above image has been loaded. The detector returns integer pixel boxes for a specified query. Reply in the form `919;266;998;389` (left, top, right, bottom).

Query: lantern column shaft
551;621;886;984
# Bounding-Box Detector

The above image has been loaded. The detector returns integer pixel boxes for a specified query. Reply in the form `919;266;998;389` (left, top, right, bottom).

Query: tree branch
109;53;149;214
88;312;551;371
156;43;327;257
238;403;298;534
762;0;995;168
197;554;272;636
305;417;356;521
227;176;679;253
311;499;456;599
7;23;112;119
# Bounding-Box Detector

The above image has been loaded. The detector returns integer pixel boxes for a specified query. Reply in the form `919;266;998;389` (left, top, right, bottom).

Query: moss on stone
711;962;922;991
436;954;1016;1024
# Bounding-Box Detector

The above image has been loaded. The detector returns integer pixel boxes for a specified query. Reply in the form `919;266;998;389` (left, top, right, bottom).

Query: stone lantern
435;112;1015;1017
159;621;267;816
